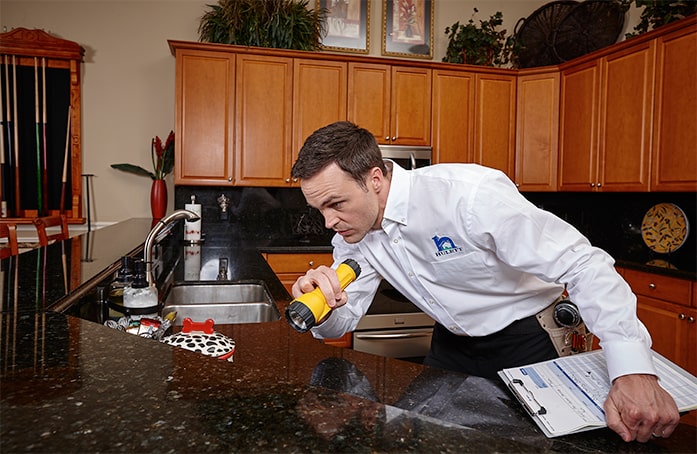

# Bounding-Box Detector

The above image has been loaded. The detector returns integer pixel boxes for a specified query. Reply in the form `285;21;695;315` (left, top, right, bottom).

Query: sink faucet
145;209;200;287
217;257;229;281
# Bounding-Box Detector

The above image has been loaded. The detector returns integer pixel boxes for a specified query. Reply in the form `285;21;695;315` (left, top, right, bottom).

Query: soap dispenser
108;256;133;318
123;259;158;314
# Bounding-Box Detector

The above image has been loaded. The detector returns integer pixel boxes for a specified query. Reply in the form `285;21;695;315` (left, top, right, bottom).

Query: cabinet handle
590;183;595;187
688;316;695;324
648;283;656;289
391;136;397;141
678;313;686;320
308;260;314;267
292;178;298;183
385;136;390;141
285;178;290;183
228;177;232;182
596;182;602;188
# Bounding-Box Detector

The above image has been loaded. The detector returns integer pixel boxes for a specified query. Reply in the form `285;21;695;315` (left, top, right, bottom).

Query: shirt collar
382;160;409;226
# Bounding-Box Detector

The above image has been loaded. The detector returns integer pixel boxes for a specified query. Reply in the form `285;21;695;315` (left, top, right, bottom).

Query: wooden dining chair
33;215;70;247
0;223;19;258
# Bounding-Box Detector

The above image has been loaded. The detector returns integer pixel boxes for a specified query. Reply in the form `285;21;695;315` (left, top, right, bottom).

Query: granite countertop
1;218;695;453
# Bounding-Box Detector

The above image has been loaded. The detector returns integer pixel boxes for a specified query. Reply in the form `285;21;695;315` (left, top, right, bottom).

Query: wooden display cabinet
0;28;84;223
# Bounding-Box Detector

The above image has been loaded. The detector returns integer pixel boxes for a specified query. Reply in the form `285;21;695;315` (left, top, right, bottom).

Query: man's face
300;162;384;244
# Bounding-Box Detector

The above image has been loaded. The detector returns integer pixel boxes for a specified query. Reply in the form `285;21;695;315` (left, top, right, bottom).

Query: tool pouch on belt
536;296;594;357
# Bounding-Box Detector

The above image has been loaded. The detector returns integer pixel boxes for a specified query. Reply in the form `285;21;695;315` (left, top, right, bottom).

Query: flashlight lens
285;302;316;333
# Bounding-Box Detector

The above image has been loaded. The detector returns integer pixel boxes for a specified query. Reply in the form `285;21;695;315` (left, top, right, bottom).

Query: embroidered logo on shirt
432;235;463;257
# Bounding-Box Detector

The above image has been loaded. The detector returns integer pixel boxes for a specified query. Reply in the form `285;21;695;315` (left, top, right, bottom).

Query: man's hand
291;265;348;309
604;373;680;442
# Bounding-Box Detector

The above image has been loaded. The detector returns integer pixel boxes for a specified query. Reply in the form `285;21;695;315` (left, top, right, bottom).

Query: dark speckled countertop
1;218;695;453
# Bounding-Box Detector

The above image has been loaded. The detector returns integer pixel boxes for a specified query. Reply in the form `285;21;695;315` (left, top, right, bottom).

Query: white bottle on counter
123;260;158;311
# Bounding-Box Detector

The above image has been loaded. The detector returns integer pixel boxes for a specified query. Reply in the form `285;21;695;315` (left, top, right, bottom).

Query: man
290;121;679;443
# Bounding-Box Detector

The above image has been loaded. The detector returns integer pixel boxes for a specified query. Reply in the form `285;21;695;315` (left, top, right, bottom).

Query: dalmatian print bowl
161;318;235;362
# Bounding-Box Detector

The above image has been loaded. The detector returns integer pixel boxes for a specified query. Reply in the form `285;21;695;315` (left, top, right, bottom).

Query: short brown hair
291;121;386;189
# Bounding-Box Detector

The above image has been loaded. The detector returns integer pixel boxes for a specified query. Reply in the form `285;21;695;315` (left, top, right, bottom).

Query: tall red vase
150;179;167;221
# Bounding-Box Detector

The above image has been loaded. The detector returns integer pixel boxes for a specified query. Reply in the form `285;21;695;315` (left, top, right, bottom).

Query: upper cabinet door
348;62;391;144
175;50;235;185
293;59;348;177
348;63;431;146
431;69;475;164
234;54;293;186
515;71;560;191
651;24;697;191
390;66;432;146
598;41;654;191
559;60;600;191
473;74;516;180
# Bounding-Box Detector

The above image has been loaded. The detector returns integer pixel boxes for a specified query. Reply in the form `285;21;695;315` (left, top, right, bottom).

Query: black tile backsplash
176;186;696;273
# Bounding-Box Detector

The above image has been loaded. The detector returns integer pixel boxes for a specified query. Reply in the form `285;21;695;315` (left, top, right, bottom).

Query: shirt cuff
603;341;657;381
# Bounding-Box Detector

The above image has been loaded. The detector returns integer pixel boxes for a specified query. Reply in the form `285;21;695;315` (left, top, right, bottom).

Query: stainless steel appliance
379;145;431;169
353;280;434;360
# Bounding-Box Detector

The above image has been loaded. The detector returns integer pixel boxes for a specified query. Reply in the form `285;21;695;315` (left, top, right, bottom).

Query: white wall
0;0;641;223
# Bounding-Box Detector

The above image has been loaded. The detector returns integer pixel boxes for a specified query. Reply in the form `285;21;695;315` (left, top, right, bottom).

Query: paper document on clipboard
498;350;697;438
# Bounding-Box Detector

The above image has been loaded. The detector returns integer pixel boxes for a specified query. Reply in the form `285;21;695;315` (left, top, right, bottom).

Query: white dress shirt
312;162;656;381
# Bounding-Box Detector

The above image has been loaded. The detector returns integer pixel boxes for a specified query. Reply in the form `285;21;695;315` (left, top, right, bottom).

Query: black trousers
423;315;558;379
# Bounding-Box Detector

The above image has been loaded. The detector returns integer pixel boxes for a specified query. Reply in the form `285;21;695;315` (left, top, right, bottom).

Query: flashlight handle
312;261;359;321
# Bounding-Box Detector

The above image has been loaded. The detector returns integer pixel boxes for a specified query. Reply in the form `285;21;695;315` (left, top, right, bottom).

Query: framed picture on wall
317;0;370;54
382;0;434;59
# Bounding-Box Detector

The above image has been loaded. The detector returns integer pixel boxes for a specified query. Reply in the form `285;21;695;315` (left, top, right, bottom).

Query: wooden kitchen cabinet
473;73;516;180
348;63;431;146
559;39;656;192
431;69;475;164
623;268;696;375
291;59;347;182
174;49;235;185
623;267;696;425
234;54;293;186
651;23;697;191
514;70;559;191
264;252;352;347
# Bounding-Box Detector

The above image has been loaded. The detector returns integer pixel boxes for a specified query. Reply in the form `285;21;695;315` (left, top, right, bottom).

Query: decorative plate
641;203;689;254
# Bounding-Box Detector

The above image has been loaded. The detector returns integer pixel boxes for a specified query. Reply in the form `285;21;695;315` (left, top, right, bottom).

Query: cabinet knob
308;260;314;267
228;177;232;182
285;178;291;183
391;136;397;141
678;313;686;320
648;283;656;289
292;178;298;183
688;316;695;324
596;182;602;188
385;136;390;141
590;183;595;187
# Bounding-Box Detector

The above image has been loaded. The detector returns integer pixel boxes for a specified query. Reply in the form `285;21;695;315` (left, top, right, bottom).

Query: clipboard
498;350;697;437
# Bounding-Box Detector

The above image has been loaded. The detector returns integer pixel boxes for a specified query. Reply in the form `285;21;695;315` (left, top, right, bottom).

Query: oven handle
354;332;431;340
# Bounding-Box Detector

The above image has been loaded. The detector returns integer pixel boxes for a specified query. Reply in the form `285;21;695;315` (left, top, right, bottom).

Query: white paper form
499;350;697;437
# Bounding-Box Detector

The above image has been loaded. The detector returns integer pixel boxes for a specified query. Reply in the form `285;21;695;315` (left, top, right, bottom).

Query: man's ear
369;167;384;191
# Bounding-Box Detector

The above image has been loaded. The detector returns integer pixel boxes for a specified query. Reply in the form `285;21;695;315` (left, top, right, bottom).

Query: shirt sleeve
466;171;656;381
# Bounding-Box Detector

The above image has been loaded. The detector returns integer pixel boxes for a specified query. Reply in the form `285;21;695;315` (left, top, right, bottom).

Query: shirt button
449;325;456;331
408;272;414;278
428;299;435;305
393;239;398;244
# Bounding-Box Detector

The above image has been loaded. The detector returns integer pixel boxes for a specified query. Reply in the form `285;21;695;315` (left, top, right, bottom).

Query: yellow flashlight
285;259;361;333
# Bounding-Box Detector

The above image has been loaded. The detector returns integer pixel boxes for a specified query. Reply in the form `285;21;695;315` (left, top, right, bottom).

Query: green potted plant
198;0;325;51
442;8;516;67
619;0;697;37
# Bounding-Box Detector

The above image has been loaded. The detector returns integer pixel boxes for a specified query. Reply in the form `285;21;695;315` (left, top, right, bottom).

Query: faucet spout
145;209;200;286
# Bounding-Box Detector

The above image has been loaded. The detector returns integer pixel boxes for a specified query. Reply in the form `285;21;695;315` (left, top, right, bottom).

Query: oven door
353;280;434;360
353;328;432;359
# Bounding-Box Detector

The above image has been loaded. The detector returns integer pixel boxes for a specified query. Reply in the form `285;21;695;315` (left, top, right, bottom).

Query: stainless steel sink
161;280;280;325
